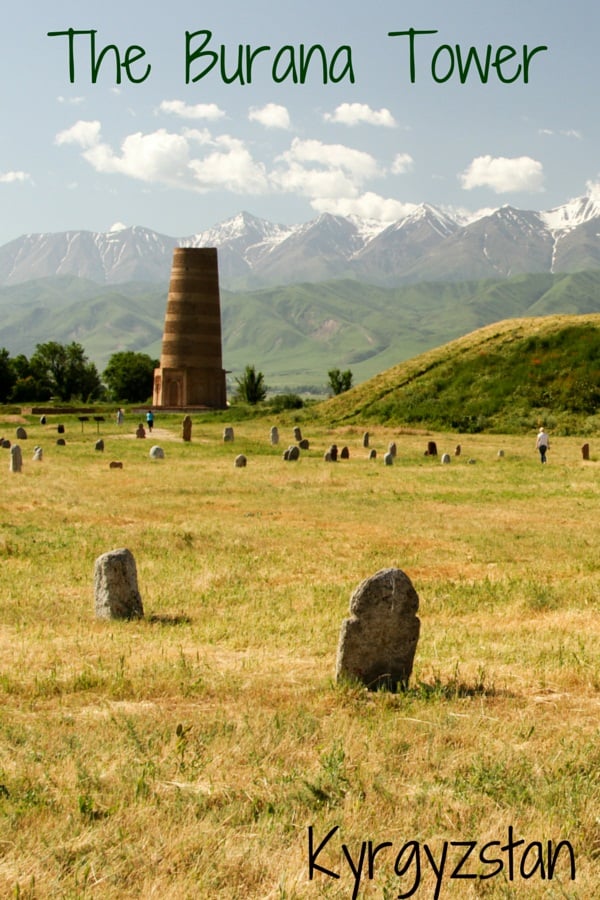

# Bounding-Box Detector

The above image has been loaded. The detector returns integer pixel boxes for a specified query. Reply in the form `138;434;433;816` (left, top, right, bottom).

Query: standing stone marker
33;446;43;462
384;451;394;466
336;567;420;691
149;446;165;460
340;446;350;459
388;441;397;458
582;442;590;461
182;415;193;442
10;445;23;473
427;441;438;457
95;439;104;452
283;445;300;461
362;432;369;448
369;448;377;460
223;426;234;442
293;426;302;442
441;453;451;464
270;426;279;446
234;454;247;468
94;548;144;620
16;427;27;440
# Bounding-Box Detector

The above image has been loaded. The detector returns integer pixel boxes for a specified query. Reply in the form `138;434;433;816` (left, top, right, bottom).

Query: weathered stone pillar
94;548;144;620
10;445;22;473
336;568;420;691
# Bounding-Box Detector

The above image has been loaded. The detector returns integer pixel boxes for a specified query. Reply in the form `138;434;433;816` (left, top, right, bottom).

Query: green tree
0;348;17;403
29;341;103;401
8;354;52;402
328;368;353;396
103;351;158;402
235;364;268;404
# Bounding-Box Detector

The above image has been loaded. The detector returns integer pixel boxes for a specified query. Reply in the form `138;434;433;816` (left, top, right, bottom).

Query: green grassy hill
2;270;600;391
315;314;600;435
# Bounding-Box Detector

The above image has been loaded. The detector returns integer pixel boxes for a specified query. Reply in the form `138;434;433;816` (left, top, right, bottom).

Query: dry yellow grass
0;412;599;898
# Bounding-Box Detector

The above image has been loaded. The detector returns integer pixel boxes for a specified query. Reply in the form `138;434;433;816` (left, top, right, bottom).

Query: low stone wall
29;407;98;415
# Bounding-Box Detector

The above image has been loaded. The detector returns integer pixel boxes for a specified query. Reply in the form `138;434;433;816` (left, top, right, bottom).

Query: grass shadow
146;614;193;626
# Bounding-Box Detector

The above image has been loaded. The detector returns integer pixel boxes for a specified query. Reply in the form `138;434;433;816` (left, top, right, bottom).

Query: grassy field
1;410;599;898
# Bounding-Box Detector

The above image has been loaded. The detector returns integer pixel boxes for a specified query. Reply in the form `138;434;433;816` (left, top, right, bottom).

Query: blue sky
0;0;597;245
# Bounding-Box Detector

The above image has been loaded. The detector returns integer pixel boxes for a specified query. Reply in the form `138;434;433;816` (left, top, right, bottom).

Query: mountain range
2;192;600;393
2;193;600;289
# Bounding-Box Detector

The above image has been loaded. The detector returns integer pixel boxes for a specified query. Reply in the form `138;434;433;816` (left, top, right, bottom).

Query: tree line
0;343;158;404
0;344;354;405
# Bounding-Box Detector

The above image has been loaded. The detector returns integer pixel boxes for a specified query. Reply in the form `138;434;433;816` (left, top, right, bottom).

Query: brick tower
153;247;227;409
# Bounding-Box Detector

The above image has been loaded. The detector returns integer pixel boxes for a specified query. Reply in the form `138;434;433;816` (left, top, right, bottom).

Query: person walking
146;409;154;433
536;427;549;463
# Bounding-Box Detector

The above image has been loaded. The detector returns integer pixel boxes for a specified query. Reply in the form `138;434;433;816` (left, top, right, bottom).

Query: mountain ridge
3;192;600;289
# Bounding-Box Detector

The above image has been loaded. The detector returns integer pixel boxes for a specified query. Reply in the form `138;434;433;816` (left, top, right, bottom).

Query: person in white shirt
536;427;549;463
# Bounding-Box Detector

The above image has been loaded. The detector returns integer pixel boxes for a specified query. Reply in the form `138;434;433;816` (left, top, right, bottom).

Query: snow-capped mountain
2;194;600;288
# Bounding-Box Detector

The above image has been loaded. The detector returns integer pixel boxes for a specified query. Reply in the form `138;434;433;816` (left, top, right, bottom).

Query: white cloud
54;120;268;195
248;103;291;129
85;129;192;183
391;153;414;175
311;192;417;222
180;127;214;145
188;136;268;193
57;95;85;105
272;138;381;204
460;155;545;193
585;180;600;202
55;120;102;150
450;204;497;225
0;170;32;185
272;162;360;200
54;120;409;217
158;100;226;121
324;103;397;128
277;137;380;179
539;127;583;140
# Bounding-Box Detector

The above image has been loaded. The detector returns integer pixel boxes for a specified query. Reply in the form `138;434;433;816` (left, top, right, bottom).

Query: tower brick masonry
153;247;227;409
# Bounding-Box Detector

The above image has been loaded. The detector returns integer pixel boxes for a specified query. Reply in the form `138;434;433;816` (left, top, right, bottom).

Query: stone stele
94;548;144;620
336;567;420;691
